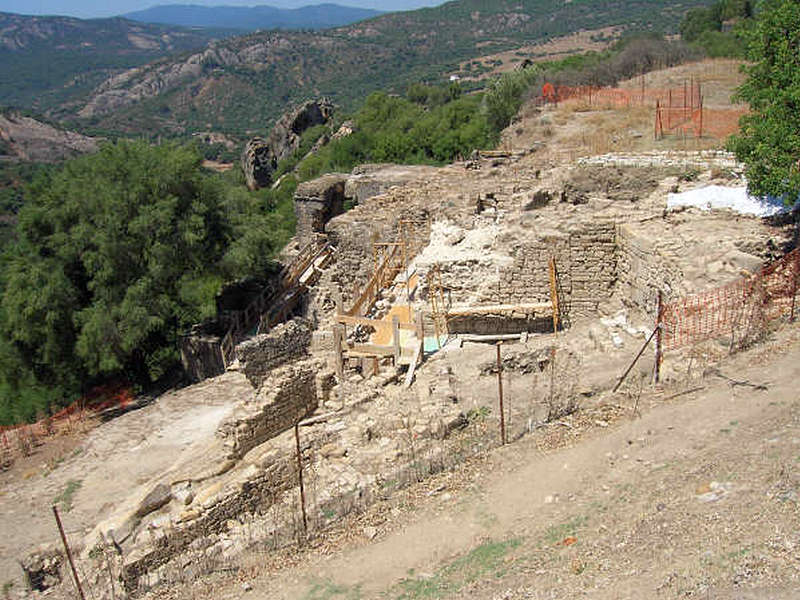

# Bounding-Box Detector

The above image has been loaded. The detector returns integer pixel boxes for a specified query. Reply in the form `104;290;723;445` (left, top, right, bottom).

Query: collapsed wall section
293;173;348;244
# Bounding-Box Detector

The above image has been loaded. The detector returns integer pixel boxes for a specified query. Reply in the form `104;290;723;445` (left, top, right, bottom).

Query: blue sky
0;0;445;18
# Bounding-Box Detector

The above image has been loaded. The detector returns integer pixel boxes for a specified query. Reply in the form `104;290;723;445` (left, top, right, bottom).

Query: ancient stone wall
217;363;318;460
237;319;312;388
179;333;226;383
476;223;617;320
294;173;348;244
616;224;684;316
568;223;618;315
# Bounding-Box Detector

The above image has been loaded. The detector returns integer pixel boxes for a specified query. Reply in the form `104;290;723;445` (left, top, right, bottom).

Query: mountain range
123;3;384;31
0;12;224;112
1;0;715;139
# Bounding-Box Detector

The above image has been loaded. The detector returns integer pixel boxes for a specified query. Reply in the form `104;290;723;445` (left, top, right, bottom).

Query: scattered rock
19;548;62;592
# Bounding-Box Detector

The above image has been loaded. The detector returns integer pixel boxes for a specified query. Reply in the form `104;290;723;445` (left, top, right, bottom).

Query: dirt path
168;327;799;600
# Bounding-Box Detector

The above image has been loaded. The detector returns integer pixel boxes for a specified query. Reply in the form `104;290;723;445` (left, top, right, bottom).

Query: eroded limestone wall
237;319;312;388
462;223;617;320
217;363;318;460
617;224;684;316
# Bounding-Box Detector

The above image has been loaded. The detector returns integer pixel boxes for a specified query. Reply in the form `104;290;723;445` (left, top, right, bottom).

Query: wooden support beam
335;314;416;331
347;343;396;357
446;302;551;317
549;257;560;334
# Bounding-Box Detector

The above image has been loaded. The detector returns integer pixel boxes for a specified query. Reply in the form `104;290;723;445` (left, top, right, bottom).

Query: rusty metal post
496;343;506;445
52;505;86;600
613;326;659;393
294;422;308;534
654;291;664;385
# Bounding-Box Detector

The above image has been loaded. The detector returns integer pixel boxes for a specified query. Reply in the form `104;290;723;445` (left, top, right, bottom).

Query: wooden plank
336;315;392;329
460;333;525;343
346;344;396;358
549;257;560;334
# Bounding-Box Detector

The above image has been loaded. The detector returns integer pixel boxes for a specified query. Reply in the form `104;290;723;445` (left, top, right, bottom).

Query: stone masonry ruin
25;153;792;599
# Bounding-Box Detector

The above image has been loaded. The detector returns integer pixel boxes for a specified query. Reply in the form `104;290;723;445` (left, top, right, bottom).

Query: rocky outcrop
242;98;334;190
0;112;98;162
19;548;63;592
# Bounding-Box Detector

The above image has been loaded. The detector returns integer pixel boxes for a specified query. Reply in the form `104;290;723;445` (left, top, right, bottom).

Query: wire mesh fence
661;248;800;351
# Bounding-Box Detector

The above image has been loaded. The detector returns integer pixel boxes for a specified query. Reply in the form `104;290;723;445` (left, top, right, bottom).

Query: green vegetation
679;0;755;56
0;140;294;425
53;479;82;512
295;89;496;180
542;515;588;546
393;538;521;599
301;579;362;600
729;0;800;199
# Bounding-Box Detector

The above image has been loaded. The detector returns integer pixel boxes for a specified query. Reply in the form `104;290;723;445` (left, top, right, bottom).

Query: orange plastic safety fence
661;249;800;350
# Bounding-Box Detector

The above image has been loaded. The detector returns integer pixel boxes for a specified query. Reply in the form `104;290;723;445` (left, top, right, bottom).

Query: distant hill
69;0;713;137
123;3;384;31
0;12;224;113
0;108;98;163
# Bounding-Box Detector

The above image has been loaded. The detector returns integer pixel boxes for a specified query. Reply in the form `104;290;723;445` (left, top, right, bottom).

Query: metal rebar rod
496;343;506;445
52;505;86;600
613;326;659;393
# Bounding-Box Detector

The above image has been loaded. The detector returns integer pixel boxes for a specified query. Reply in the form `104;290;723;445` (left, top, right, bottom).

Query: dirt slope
155;325;800;600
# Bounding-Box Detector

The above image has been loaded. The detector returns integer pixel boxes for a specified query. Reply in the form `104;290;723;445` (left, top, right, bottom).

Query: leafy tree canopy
0;140;292;421
729;0;800;199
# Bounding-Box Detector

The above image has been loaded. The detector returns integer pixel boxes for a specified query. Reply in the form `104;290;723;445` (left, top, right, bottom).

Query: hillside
0;12;225;113
124;3;384;31
69;0;714;136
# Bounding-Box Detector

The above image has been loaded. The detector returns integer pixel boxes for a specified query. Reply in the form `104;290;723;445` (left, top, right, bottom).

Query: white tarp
667;185;797;217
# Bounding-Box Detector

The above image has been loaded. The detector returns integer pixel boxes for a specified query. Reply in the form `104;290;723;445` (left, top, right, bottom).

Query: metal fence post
654;291;663;385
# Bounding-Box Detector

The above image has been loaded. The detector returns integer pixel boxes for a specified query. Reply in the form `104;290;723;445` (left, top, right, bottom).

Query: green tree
1;140;284;405
729;0;800;199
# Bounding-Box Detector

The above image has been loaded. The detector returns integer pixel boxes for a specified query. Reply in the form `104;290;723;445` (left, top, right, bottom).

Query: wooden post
548;257;560;334
294;422;308;535
496;343;506;445
654;291;663;385
52;505;86;600
392;316;401;366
